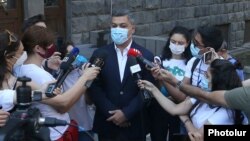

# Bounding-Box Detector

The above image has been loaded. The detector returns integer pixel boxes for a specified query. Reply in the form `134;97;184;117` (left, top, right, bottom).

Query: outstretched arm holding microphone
42;63;100;113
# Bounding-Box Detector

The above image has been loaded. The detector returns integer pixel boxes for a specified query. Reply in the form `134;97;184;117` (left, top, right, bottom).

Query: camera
0;76;50;141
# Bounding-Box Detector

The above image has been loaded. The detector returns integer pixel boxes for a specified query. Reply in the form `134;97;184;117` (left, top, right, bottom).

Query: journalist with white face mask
151;26;193;141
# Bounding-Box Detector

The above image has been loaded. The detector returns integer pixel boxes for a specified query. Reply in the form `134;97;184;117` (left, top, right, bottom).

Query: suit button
120;91;124;95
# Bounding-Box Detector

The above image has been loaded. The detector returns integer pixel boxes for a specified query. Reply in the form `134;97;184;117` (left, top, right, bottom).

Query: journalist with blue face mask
88;9;155;141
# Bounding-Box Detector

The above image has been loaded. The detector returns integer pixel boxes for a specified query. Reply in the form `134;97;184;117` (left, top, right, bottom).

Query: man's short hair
22;14;46;32
111;9;135;24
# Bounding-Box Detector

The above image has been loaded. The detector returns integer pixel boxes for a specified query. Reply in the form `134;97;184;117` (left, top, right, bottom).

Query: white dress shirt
114;41;132;82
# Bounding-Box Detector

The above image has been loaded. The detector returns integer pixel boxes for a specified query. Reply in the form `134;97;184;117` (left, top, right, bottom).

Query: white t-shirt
189;100;248;129
162;59;186;81
159;58;186;96
185;57;209;88
0;89;15;111
65;69;93;131
18;64;70;140
186;57;248;128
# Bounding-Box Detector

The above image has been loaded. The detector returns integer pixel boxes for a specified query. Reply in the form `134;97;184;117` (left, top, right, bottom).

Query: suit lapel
121;42;138;87
108;45;122;84
121;56;132;87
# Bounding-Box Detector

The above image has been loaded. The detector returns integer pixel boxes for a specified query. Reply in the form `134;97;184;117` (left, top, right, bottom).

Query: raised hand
47;52;62;70
0;110;10;127
137;80;157;92
81;63;101;81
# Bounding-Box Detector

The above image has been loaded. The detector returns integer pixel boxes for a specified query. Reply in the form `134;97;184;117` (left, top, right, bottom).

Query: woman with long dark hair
149;26;192;141
138;59;248;140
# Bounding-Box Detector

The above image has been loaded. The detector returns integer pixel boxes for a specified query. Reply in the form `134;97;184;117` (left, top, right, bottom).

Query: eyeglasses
5;29;18;46
193;39;205;48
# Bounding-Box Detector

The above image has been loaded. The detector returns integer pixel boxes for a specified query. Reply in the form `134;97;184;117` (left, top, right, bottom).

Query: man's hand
0;110;10;127
107;110;127;126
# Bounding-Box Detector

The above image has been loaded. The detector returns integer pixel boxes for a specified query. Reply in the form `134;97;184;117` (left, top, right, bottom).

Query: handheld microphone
55;63;74;88
129;57;152;102
45;48;80;97
61;47;80;68
45;64;74;98
71;55;88;69
56;47;79;80
128;48;156;68
85;49;108;88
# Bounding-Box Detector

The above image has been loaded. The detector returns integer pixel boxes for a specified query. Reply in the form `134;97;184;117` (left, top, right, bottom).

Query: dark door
44;0;66;39
0;0;23;34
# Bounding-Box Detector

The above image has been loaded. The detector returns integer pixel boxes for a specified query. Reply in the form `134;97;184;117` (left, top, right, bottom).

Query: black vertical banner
204;125;250;141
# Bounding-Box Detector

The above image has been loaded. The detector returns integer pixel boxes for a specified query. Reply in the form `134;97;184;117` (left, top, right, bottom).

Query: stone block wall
70;0;250;54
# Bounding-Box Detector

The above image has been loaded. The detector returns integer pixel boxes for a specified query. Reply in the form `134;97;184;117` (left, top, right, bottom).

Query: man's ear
131;25;135;34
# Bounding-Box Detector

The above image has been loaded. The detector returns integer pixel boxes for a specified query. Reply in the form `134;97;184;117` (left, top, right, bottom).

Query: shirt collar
114;40;132;55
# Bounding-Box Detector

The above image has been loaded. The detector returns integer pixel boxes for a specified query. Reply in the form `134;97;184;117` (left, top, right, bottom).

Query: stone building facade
69;0;250;55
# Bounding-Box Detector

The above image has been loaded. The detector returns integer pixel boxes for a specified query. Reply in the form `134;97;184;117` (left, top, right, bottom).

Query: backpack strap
190;58;200;84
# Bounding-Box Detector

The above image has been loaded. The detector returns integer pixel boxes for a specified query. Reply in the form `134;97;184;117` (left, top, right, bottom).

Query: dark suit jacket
89;41;155;140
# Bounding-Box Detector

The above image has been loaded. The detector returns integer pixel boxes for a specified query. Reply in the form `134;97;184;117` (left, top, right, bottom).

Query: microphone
61;47;80;68
55;63;74;88
128;48;156;68
38;117;68;127
45;64;74;97
45;48;80;97
71;55;88;69
56;47;80;79
129;57;152;102
85;49;108;88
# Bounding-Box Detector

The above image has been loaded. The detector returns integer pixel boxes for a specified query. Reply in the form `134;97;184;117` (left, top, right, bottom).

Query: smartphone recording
154;56;162;65
203;51;213;63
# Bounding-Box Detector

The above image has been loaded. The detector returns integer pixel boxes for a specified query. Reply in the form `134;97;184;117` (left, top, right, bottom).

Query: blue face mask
190;43;201;58
111;27;129;45
200;77;211;92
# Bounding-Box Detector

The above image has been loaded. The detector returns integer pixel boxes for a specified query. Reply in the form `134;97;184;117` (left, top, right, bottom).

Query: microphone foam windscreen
76;55;88;63
128;48;142;57
71;47;80;56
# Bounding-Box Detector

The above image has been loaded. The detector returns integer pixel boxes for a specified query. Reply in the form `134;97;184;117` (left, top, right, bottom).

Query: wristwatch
176;80;183;89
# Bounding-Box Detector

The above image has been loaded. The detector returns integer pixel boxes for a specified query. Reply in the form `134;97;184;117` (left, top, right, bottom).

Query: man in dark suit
89;9;155;141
